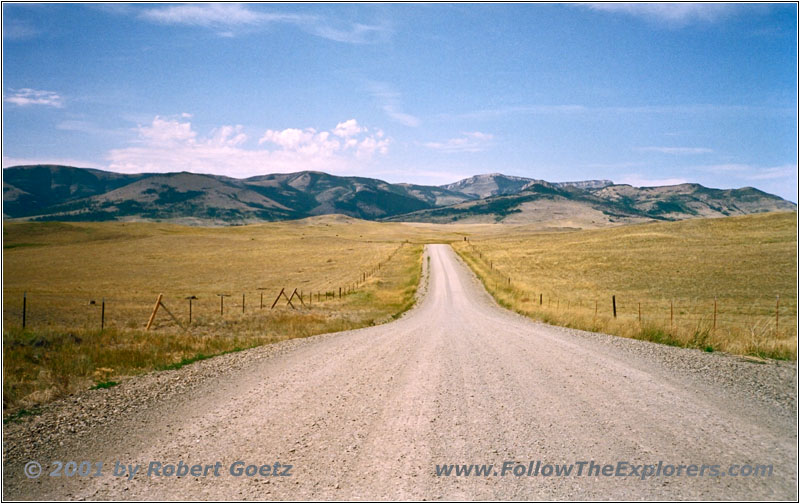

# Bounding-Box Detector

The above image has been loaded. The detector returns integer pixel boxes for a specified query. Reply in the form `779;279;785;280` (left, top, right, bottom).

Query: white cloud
259;128;315;149
619;175;689;187
136;115;197;144
584;3;740;25
424;132;494;154
4;88;63;108
108;116;389;178
382;105;421;128
138;3;390;43
367;81;421;127
333;119;364;138
635;146;714;155
308;21;391;44
210;125;248;147
140;3;299;27
355;135;390;159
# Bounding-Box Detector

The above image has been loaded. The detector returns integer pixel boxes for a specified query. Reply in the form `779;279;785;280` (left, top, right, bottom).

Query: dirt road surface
4;244;796;500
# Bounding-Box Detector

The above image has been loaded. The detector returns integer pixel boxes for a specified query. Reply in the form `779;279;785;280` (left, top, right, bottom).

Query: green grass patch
90;381;118;390
3;407;42;424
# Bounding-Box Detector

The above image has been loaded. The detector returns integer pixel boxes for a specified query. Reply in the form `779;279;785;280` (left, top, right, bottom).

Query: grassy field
4;212;797;416
3;216;452;415
453;212;797;360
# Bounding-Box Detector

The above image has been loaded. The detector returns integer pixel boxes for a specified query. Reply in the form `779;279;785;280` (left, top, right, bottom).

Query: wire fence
459;239;797;337
4;243;407;333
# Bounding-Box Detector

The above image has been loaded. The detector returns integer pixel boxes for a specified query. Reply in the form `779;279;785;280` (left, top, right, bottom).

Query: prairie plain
3;211;797;417
452;211;797;360
2;216;460;414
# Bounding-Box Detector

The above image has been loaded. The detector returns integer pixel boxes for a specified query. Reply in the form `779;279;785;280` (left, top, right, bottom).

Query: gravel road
3;244;796;500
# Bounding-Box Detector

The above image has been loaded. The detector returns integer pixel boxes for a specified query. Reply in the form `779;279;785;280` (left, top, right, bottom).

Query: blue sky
3;3;797;200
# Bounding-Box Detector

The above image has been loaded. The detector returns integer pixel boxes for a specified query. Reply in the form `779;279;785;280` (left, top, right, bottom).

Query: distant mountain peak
3;165;794;226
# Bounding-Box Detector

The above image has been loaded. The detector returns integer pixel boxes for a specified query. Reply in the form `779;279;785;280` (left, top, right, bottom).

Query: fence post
713;297;717;332
217;293;229;315
612;295;617;318
242;293;245;313
185;296;197;324
339;287;341;299
101;298;105;331
638;302;641;324
146;294;164;331
539;293;542;305
22;292;26;329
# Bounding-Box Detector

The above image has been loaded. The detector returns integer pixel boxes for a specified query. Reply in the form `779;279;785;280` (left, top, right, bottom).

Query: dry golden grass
453;212;797;360
4;212;796;416
3;216;429;413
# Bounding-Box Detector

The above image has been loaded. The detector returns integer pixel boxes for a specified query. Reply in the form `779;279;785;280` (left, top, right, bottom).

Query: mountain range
3;165;795;227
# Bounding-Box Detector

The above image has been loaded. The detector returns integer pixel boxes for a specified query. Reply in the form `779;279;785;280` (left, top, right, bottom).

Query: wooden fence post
713;297;717;332
185;295;197;324
612;295;617;318
146;294;164;331
670;301;673;332
144;297;187;332
217;293;229;315
271;288;285;309
287;288;306;308
242;293;245;313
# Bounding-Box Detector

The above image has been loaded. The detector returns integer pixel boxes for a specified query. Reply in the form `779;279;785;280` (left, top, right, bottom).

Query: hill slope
387;182;796;226
3;166;470;224
3;165;795;225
